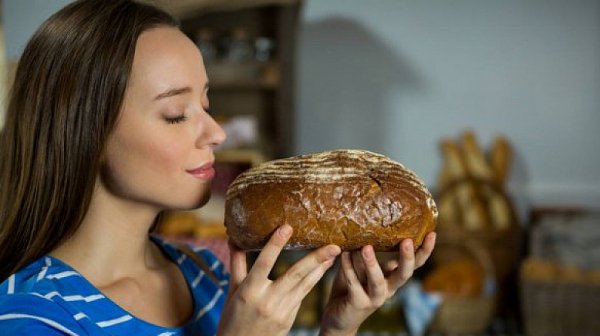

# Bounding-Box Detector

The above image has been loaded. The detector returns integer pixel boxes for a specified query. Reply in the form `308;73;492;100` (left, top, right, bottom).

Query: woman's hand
217;224;341;336
319;232;436;336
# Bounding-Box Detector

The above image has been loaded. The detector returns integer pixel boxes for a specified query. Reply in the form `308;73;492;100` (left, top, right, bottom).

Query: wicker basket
435;178;523;283
427;239;497;335
434;178;524;319
520;259;600;336
519;209;600;336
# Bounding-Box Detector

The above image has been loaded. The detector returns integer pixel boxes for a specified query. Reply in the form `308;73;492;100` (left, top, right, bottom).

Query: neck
51;181;167;286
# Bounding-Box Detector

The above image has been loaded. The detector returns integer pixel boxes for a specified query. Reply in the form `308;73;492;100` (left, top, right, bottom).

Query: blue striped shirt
0;236;229;336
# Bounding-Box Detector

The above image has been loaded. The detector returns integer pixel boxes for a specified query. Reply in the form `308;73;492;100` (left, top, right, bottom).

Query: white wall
297;0;600;210
2;0;72;60
1;0;72;129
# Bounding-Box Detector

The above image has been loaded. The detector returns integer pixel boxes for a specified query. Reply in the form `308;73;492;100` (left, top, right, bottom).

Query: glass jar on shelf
195;28;217;64
223;27;254;63
254;36;275;62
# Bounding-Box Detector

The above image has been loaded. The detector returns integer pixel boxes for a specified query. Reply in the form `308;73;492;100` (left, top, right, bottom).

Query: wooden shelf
176;2;299;159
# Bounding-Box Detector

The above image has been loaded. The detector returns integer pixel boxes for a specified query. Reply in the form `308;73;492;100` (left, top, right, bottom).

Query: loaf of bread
224;149;438;251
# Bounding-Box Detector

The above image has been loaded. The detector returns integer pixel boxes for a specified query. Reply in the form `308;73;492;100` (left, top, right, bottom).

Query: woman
0;1;436;335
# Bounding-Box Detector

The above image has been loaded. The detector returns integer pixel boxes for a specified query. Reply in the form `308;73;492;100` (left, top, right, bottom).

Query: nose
196;112;227;149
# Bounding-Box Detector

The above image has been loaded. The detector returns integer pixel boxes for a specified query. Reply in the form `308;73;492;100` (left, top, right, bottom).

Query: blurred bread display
423;258;485;298
437;130;514;232
425;239;497;335
432;129;523;324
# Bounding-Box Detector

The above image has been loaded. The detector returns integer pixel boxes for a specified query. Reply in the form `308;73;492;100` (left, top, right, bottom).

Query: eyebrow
154;87;192;100
154;83;210;101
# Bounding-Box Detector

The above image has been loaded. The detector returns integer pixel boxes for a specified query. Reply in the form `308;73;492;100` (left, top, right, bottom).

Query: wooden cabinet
160;0;301;160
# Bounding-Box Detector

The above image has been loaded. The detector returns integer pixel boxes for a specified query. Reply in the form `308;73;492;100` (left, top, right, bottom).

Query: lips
186;162;215;180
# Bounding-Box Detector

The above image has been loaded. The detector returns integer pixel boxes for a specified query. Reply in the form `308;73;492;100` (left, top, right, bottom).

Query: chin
163;185;212;211
186;188;212;210
195;189;212;208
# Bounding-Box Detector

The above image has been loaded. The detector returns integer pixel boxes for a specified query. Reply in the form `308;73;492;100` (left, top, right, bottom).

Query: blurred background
1;0;599;335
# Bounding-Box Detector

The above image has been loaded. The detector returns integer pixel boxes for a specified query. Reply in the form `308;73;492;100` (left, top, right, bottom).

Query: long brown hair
0;0;178;282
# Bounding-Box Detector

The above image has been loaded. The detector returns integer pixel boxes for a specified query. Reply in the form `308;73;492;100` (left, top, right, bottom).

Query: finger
415;232;436;269
283;302;304;331
287;254;336;305
387;239;416;291
341;252;364;295
361;245;387;302
248;225;292;281
328;258;347;300
275;244;340;293
382;259;399;275
351;250;367;285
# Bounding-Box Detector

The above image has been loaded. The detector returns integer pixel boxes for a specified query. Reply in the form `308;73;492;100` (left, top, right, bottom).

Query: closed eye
165;115;187;124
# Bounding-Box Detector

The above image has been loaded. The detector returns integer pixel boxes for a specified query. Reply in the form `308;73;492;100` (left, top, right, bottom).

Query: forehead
129;26;206;94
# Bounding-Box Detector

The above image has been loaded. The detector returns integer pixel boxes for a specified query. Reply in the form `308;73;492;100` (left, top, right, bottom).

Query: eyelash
164;106;210;124
165;115;187;124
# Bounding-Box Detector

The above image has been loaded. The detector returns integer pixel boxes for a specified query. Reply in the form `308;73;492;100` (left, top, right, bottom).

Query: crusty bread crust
225;149;438;251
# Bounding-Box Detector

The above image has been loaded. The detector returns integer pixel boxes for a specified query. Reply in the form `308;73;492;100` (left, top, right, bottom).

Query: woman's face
102;26;226;211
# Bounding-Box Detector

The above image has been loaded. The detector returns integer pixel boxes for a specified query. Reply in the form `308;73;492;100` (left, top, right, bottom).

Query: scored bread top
225;149;438;251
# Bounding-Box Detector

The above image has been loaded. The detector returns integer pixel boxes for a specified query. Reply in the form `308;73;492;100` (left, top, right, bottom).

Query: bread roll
224;149;438;251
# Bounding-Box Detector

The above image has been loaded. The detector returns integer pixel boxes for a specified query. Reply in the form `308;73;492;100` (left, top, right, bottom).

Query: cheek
107;129;191;179
143;138;188;173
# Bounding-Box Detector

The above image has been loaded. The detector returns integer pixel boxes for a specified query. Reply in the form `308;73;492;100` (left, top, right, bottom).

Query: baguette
440;139;489;230
489;135;512;186
461;131;512;229
461;130;495;181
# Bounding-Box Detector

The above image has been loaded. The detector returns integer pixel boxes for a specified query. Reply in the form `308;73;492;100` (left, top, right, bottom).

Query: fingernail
326;245;341;259
405;240;413;252
279;225;292;238
362;245;374;261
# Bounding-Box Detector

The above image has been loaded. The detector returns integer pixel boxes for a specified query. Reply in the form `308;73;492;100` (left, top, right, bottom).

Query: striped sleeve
0;294;87;336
